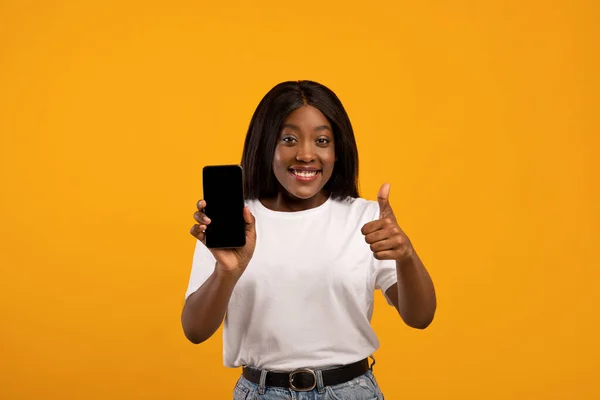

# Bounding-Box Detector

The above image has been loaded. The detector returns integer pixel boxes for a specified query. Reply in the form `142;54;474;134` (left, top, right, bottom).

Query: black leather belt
242;358;370;392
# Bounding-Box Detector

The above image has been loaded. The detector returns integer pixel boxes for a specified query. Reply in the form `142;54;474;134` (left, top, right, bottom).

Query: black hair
241;80;359;200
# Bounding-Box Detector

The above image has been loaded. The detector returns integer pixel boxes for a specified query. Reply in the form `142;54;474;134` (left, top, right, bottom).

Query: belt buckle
289;368;317;392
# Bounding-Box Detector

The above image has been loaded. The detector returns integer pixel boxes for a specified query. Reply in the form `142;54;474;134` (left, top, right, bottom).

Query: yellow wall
1;1;598;398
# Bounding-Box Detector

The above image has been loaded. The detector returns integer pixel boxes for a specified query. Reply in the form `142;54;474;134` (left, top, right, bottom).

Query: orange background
1;1;598;399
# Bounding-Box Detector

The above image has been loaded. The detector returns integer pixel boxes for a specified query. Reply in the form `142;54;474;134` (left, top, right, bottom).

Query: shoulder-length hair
241;80;359;200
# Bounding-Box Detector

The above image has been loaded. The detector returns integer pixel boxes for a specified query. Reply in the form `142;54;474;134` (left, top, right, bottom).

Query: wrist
396;249;417;269
214;263;244;283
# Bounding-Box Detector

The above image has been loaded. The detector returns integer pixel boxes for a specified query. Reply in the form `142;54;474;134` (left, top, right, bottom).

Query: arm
182;201;257;344
181;264;241;344
385;250;437;329
362;183;437;330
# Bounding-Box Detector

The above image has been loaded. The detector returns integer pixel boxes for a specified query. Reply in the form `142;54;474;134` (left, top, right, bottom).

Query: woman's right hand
190;200;257;276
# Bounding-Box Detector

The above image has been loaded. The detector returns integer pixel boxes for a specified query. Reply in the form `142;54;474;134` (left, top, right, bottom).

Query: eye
316;138;331;145
281;136;297;144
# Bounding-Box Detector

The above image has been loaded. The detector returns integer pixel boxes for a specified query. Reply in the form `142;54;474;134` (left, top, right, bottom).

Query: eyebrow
281;123;332;132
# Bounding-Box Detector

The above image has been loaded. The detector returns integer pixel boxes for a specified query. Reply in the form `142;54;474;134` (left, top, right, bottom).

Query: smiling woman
269;106;337;209
182;80;437;400
240;81;360;208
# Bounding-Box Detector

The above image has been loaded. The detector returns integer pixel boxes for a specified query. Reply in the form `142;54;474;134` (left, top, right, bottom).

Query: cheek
321;149;336;169
272;148;285;167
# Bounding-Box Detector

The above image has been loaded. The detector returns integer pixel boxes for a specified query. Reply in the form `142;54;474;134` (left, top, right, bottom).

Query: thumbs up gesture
361;183;414;263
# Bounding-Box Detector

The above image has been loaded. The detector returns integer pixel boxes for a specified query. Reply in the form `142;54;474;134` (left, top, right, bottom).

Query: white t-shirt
184;195;398;371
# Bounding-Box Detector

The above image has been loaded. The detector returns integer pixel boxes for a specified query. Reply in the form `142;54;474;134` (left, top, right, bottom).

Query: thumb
243;206;256;237
377;183;393;219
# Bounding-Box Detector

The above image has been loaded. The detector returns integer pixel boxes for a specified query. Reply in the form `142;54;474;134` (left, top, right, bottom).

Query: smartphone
201;165;246;249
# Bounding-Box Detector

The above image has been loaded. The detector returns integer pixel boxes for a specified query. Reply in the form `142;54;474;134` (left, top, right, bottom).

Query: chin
275;171;333;201
286;189;321;200
278;182;322;200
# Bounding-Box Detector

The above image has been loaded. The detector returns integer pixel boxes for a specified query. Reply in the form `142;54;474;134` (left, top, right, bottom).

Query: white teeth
293;170;318;177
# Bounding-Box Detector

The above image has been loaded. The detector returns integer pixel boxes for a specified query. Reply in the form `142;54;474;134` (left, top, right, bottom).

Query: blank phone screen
202;165;246;249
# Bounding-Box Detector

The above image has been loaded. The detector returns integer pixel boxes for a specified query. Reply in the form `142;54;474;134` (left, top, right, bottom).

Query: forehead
283;105;331;128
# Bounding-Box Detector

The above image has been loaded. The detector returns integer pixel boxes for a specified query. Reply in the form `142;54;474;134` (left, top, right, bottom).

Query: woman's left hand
361;183;414;264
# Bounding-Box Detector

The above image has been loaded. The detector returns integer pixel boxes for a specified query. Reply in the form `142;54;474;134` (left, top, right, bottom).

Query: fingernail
202;216;211;223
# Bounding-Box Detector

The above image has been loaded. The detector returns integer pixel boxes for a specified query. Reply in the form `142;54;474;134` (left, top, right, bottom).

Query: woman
182;80;437;399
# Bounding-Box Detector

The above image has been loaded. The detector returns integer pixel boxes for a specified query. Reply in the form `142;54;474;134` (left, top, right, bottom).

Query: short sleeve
184;239;217;299
374;259;397;305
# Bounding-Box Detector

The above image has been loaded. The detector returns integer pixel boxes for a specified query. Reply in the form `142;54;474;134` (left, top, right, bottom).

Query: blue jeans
232;366;385;399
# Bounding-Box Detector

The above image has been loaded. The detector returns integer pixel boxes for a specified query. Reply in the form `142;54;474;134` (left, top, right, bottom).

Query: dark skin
262;105;336;211
182;105;436;344
363;183;437;329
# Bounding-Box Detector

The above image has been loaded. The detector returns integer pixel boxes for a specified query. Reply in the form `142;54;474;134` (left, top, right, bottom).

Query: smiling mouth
290;169;321;178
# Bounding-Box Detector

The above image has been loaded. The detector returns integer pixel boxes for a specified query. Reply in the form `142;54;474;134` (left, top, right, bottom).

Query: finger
190;224;206;242
243;206;256;237
369;237;404;253
197;199;205;211
377;183;393;219
373;250;397;261
364;228;390;245
361;219;385;236
193;211;211;225
361;216;398;236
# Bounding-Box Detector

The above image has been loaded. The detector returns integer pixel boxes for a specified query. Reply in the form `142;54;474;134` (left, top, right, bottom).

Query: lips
289;168;322;181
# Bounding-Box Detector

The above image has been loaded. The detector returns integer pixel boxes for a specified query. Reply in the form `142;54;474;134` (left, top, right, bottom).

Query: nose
295;141;315;162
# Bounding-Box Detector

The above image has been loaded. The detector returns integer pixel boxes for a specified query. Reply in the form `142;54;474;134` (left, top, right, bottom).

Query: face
272;105;336;206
